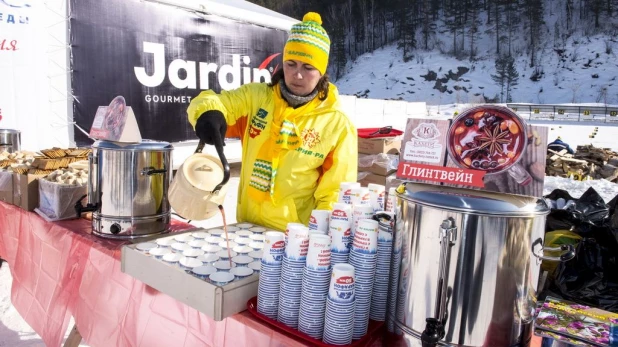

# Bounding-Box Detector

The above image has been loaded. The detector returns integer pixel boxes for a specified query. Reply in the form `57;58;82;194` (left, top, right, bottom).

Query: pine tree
491;55;508;102
505;55;519;102
523;0;544;67
397;0;417;61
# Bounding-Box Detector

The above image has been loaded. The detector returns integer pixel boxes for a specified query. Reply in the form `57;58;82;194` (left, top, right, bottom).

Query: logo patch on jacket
301;128;321;149
250;109;269;138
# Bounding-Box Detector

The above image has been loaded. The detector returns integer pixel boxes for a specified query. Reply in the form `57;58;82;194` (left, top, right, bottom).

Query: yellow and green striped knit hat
283;12;330;75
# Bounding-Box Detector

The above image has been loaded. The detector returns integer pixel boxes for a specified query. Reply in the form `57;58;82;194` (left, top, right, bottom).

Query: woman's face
282;59;322;96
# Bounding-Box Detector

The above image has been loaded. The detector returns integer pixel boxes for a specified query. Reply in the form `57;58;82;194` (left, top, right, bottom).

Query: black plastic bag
548;189;618;313
552;236;618;313
544;188;610;232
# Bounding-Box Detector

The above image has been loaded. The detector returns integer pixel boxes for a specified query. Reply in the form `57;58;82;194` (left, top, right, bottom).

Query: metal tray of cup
121;224;267;321
246;297;384;347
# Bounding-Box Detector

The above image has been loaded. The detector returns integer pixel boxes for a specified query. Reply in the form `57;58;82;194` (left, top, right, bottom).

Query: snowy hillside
337;34;617;105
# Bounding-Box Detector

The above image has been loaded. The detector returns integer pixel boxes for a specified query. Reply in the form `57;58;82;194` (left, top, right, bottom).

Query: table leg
63;324;83;347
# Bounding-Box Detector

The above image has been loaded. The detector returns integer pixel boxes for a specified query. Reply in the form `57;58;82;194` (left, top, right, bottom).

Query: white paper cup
230;267;254;279
353;219;379;254
386;187;397;213
306;234;331;270
338;182;360;204
201;244;222;254
162;253;182;264
171;242;192;252
182;248;205;258
330;203;352;225
329;219;352;253
329;264;355;303
285;224;310;260
149;247;171;259
375;211;396;238
350;187;371;206
174;234;195;243
179;257;203;270
284;222;305;247
308;209;330;233
262;231;285;264
155;238;176;247
352;204;375;236
209;271;235;286
368;183;386;212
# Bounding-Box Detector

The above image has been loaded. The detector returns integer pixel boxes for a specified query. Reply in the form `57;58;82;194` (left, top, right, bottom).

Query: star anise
476;125;511;156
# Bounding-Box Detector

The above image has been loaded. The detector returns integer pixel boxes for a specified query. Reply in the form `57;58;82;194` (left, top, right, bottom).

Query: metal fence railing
506;103;618;124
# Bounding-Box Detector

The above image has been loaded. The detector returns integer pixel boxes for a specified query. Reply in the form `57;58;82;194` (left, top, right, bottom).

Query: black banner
70;0;288;145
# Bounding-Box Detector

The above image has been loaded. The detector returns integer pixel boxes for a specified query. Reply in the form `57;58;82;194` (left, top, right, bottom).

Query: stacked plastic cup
323;264;356;345
370;212;394;321
368;183;386;213
277;224;309;328
385;187;397;213
329;203;353;265
298;234;332;339
308;209;330;234
387;210;404;333
257;231;285;319
352;204;374;238
348;219;378;339
338;182;360;205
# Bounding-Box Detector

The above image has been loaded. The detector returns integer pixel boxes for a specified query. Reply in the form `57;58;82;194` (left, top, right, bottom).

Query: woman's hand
195;110;227;148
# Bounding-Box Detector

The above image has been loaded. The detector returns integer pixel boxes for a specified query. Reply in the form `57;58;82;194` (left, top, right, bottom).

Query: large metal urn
76;140;173;239
387;183;574;347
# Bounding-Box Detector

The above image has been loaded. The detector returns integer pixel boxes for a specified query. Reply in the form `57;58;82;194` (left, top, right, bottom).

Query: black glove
195;110;227;148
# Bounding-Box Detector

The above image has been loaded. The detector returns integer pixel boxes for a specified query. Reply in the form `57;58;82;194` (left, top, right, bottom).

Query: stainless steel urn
0;129;21;153
387;183;571;347
79;140;173;239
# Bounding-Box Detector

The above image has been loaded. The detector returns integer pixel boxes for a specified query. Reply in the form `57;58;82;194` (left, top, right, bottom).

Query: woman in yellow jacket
187;12;357;231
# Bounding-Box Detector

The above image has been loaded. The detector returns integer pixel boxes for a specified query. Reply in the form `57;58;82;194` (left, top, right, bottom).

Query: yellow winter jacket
187;82;357;231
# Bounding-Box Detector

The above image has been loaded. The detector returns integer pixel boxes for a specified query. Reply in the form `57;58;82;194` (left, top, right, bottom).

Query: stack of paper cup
278;224;309;328
329;203;353;265
350;187;370;206
352;204;374;238
387;211;404;333
370;211;395;321
308;209;330;234
368;183;386;213
385;187;397;213
348;219;378;339
323;264;355;345
285;222;305;248
257;232;285;319
338;182;360;205
298;234;331;339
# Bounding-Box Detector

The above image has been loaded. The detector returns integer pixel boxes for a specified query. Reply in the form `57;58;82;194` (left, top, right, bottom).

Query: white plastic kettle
168;140;230;221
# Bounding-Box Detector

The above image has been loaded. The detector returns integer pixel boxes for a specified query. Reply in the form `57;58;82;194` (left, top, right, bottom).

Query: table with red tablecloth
0;201;323;347
0;201;544;347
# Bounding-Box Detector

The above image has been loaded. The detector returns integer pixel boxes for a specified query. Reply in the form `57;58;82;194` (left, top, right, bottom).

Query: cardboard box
38;179;87;219
358;137;402;155
396;106;548;198
358;153;398;176
0;171;13;204
13;173;46;211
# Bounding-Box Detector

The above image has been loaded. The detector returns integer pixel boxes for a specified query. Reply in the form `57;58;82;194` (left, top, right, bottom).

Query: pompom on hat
283;12;331;75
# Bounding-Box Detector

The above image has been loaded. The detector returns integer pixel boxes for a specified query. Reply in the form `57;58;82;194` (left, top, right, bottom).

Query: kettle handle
195;140;230;194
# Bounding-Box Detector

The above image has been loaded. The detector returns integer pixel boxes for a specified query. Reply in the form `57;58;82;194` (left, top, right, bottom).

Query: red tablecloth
0;201;544;347
0;202;313;347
